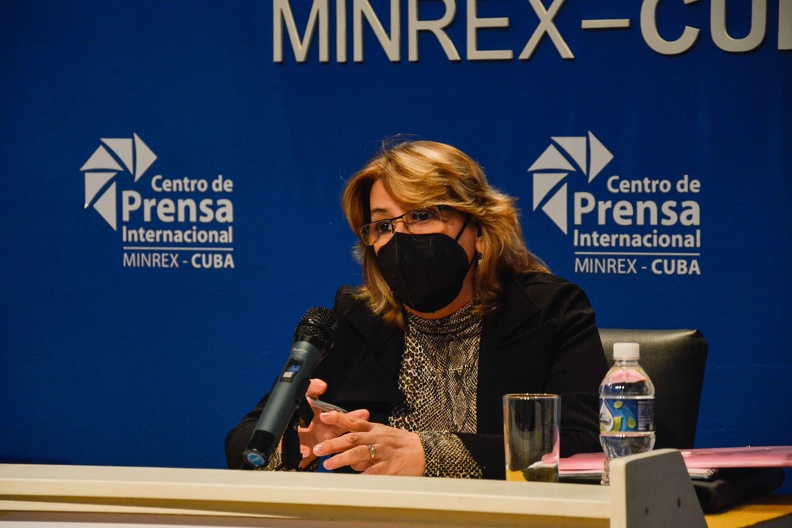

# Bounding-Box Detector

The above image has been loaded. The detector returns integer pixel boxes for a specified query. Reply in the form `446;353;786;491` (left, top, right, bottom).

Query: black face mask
376;217;475;313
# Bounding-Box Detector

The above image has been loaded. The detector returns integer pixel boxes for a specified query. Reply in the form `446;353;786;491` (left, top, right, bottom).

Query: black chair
598;329;708;450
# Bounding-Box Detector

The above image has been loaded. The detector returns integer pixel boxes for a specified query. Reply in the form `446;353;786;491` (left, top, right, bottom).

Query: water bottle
599;342;655;485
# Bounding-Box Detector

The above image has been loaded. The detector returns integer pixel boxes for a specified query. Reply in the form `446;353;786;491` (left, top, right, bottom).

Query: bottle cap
613;342;640;360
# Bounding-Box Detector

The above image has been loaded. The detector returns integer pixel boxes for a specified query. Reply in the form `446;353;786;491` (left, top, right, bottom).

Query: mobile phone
307;398;347;414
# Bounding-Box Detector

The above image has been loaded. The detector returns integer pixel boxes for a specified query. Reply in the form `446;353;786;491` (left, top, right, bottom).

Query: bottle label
599;398;655;433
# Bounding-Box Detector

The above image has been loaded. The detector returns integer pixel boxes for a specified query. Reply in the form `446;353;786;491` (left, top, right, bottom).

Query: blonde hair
342;139;549;327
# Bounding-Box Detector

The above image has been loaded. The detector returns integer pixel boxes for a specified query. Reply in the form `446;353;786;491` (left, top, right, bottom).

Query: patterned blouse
390;302;483;478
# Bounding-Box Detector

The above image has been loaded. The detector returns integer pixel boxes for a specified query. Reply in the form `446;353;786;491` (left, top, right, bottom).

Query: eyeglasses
360;205;452;246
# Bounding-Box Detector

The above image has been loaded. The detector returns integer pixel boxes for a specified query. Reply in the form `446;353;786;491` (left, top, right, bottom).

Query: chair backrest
598;329;708;450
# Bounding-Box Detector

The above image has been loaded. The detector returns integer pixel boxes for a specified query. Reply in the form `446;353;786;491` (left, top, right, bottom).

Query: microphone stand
280;395;315;471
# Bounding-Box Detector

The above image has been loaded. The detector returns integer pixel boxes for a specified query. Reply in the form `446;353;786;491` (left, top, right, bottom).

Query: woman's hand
312;412;426;476
297;379;370;468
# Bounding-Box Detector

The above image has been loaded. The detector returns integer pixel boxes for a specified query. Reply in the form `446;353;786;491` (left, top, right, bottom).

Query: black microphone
242;306;338;469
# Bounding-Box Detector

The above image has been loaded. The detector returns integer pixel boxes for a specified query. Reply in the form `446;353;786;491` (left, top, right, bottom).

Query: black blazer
225;272;608;479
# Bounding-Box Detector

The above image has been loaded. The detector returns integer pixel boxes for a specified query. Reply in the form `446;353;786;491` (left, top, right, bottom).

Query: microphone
242;306;338;469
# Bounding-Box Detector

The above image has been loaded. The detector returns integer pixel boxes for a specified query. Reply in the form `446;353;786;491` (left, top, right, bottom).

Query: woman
225;139;608;479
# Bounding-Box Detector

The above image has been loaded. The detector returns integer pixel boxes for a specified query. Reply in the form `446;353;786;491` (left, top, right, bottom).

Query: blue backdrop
1;0;790;490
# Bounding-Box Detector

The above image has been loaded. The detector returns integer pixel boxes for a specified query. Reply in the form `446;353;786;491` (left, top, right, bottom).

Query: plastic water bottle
599;342;655;485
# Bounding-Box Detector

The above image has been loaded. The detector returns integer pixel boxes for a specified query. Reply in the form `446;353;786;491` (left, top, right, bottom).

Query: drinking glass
503;393;561;482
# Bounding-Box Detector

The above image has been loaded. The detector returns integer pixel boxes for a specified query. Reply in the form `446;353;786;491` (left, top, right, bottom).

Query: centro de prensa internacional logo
528;131;613;235
80;133;157;231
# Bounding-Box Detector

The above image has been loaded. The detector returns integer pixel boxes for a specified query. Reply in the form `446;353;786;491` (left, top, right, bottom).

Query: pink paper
559;446;792;473
603;370;647;383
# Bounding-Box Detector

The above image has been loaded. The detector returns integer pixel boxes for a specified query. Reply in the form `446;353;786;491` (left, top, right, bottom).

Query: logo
528;131;613;235
81;134;157;230
80;134;235;270
527;131;702;276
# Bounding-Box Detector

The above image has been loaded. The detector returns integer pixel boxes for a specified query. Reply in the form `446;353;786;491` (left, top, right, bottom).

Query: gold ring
368;444;376;459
